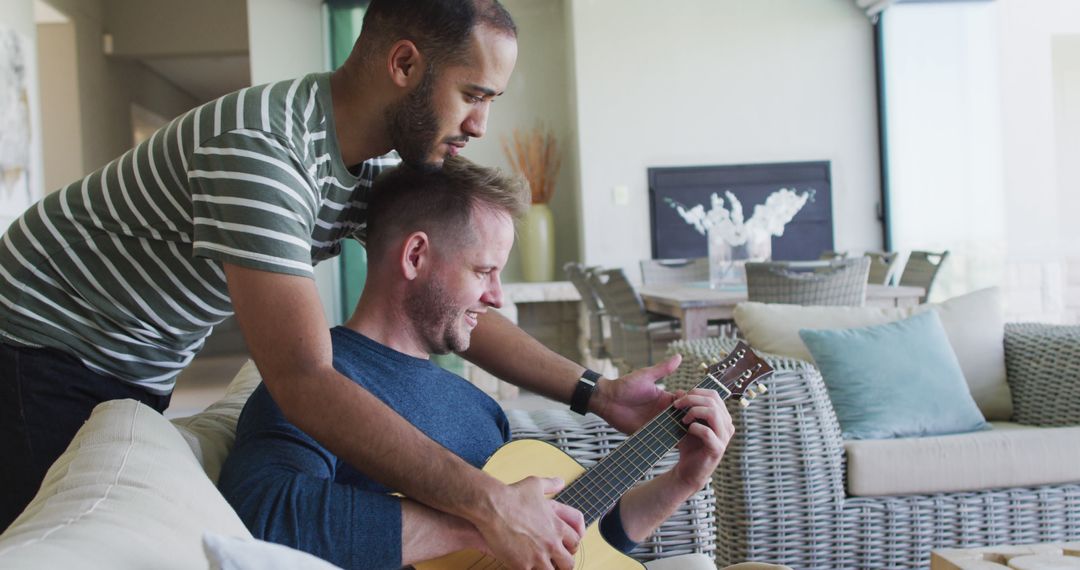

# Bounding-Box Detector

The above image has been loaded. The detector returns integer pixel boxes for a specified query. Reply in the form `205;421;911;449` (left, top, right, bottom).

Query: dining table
638;283;925;340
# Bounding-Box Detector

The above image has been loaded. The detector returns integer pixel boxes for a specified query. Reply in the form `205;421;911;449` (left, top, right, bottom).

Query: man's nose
482;276;503;309
462;104;489;139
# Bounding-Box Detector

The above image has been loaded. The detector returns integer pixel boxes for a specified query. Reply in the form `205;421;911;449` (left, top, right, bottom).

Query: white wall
36;21;83;192
247;0;325;86
883;2;1005;302
247;0;341;324
567;0;881;278
0;0;44;232
1053;35;1080;322
464;0;579;283
997;0;1080;322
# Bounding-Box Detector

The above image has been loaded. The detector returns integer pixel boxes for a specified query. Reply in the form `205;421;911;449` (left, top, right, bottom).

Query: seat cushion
0;399;252;569
171;359;262;482
845;422;1080;497
734;287;1012;420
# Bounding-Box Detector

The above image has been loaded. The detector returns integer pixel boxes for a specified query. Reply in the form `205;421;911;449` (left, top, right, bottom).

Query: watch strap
570;369;602;415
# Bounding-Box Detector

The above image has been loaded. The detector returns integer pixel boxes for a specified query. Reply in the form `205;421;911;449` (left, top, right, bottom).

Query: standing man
0;1;681;567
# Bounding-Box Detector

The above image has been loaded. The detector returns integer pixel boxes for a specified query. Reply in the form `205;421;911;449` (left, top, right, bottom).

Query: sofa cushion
171;359;262;482
734;287;1012;420
845;422;1080;497
0;399;252;569
799;311;988;439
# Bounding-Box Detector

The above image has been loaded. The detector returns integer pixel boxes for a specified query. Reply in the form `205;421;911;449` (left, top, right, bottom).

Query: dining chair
864;251;900;285
639;257;709;285
745;257;871;306
588;268;680;374
899;250;949;302
563;262;611;360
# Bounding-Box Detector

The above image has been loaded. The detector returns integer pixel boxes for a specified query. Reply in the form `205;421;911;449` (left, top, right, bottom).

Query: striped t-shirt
0;72;400;394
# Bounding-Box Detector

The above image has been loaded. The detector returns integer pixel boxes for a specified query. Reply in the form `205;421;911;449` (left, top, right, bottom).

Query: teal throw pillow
798;310;988;440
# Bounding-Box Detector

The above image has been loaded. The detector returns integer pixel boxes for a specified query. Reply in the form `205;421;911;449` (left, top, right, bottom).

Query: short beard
385;66;442;172
405;275;469;355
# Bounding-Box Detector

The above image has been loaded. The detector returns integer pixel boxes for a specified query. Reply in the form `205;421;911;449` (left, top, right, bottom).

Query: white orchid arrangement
667;188;813;247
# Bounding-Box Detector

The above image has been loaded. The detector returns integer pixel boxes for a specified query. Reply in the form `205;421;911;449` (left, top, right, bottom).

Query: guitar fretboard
554;373;728;526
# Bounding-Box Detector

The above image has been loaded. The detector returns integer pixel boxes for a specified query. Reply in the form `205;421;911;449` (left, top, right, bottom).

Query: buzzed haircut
365;156;529;262
356;0;517;69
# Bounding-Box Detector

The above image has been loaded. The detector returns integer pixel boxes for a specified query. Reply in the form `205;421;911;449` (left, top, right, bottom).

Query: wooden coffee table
932;542;1080;569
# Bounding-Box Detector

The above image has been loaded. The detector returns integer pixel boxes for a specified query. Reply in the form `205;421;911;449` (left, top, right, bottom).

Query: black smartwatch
570;368;602;415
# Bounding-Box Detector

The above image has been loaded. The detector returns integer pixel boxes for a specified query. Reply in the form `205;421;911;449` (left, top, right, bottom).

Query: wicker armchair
865;251;900;285
564;262;611;360
665;323;1080;569
640;258;710;285
899;250;950;302
505;409;718;563
589;268;680;374
745;258;870;306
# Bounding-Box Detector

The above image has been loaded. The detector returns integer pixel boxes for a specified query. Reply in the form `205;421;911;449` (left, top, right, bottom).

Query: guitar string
558;372;728;521
559;375;722;520
573;372;725;511
460;356;752;569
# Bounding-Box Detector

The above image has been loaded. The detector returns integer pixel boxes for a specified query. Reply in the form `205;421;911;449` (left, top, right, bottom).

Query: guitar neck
554;373;732;526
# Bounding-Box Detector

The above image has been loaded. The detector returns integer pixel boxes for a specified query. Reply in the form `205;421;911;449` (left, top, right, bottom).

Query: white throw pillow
733;287;1011;420
171;359;262;482
0;400;252;569
204;532;343;570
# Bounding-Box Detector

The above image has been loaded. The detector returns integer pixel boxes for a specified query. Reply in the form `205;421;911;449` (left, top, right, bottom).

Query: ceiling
34;0;251;105
142;55;252;102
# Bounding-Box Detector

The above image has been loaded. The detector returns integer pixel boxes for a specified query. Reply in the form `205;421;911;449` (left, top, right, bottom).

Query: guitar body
415;439;644;570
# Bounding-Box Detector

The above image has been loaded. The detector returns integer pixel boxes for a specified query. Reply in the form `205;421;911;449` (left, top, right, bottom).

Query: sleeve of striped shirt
188;130;319;278
347;151;402;247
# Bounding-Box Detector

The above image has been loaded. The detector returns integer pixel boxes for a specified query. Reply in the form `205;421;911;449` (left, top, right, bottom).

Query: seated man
218;156;734;570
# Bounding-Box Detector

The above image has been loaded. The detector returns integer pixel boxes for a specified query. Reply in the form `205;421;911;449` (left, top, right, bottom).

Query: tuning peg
700;362;709;371
711;357;721;365
739;398;750;408
745;390;757;400
756;383;768;394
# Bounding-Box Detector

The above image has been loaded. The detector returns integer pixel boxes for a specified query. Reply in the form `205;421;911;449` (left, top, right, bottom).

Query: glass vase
707;231;773;289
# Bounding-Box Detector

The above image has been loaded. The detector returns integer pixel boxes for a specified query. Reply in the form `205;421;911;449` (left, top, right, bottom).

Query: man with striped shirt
0;1;685;567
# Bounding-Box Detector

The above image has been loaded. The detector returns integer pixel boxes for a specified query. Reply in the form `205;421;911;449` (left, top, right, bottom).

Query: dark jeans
0;342;170;532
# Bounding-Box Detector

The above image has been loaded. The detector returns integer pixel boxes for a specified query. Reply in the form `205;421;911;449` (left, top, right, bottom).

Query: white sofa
0;360;790;570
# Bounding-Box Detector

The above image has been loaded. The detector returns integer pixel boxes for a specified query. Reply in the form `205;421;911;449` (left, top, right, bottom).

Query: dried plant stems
501;124;561;205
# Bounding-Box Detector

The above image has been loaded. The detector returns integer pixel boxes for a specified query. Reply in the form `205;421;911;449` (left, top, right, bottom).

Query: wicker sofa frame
665;323;1080;569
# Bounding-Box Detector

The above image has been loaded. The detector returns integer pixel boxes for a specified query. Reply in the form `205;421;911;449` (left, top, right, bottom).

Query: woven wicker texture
666;332;1080;570
865;251;899;285
640;258;710;285
589;268;679;372
564;262;610;359
745;257;870;306
1005;322;1080;426
505;409;718;563
899;250;949;302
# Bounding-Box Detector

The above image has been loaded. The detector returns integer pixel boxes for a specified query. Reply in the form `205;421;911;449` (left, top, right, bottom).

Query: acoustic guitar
416;341;774;570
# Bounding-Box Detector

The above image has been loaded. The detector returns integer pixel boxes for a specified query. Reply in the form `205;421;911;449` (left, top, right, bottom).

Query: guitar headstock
697;341;774;408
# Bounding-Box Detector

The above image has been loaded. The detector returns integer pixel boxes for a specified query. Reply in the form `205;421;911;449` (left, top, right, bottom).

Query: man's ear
386;39;424;89
400;231;431;280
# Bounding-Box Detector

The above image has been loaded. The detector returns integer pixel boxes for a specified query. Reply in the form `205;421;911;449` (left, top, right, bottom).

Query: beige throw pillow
733;287;1011;420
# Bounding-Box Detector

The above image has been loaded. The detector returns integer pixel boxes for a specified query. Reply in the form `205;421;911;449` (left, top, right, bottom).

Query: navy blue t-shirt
219;327;635;569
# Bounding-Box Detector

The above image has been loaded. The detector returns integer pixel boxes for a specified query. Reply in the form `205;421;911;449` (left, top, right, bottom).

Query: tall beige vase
519;203;554;282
